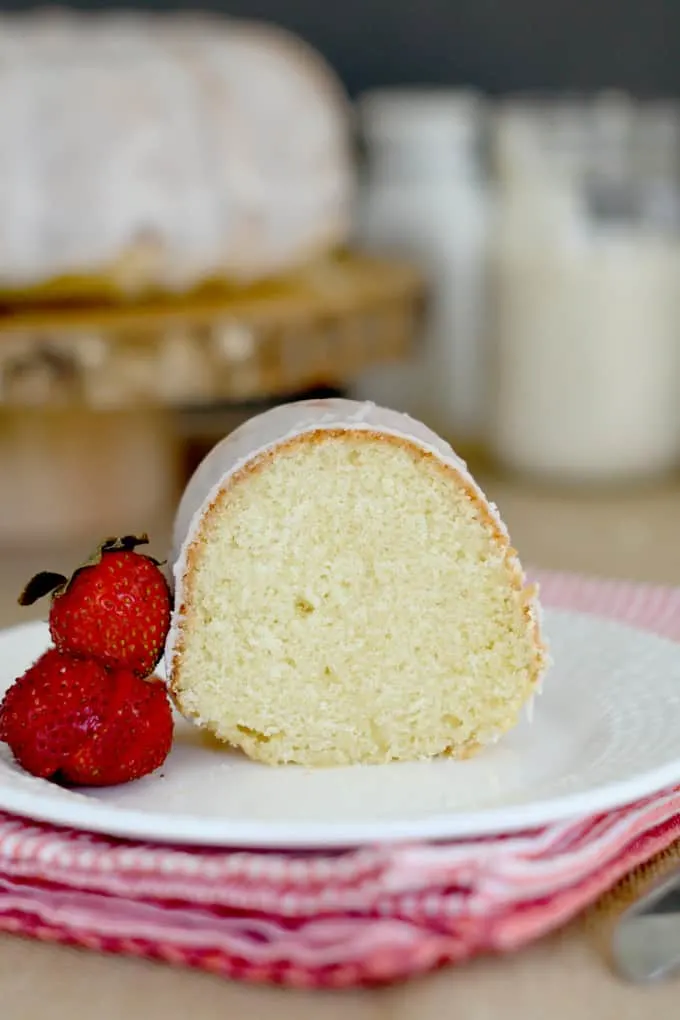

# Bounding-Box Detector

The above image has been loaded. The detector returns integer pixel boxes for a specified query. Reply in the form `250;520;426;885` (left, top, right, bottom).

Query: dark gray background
0;1;677;97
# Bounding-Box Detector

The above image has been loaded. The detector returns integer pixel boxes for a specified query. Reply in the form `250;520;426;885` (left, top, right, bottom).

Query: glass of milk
488;93;680;485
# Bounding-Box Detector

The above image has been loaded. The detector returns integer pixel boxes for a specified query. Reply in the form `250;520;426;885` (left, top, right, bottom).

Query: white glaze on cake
167;398;548;691
0;11;353;290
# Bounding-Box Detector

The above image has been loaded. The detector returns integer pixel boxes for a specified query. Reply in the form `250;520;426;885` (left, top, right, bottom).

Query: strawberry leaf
18;571;68;606
101;534;150;554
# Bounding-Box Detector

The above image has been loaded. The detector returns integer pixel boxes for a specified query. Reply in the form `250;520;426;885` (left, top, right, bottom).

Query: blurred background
2;1;680;614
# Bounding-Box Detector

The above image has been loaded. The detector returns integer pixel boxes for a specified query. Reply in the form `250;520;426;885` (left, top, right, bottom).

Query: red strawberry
0;650;174;786
0;649;111;779
63;669;173;786
19;534;171;677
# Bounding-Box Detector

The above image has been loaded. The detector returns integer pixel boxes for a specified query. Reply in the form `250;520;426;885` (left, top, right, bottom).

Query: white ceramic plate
0;610;679;848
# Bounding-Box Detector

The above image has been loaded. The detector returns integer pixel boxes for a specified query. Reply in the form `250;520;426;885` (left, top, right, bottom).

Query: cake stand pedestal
0;253;424;546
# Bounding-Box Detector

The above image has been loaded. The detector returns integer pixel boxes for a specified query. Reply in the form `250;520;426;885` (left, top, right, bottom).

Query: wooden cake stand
0;253;424;546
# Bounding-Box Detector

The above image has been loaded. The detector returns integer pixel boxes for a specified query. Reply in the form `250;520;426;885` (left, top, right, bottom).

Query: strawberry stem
92;534;150;562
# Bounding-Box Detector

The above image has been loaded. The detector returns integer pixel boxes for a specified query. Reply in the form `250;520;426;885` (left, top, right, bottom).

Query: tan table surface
1;474;680;1019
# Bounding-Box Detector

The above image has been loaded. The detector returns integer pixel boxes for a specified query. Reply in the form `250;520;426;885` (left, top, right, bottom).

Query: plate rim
0;613;678;849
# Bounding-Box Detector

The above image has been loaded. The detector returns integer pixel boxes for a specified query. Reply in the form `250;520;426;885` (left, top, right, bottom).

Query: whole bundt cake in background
0;10;353;299
168;399;548;767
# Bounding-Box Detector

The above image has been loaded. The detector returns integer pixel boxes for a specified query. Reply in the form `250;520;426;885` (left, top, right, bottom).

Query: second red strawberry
0;648;174;786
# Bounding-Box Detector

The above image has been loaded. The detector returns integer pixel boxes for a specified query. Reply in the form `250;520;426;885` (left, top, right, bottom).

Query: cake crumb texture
170;427;545;766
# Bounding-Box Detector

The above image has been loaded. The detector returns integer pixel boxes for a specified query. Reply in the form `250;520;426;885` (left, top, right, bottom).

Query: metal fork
611;868;680;983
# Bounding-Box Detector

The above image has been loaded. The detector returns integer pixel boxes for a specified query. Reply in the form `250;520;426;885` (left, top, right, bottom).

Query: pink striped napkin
0;569;678;988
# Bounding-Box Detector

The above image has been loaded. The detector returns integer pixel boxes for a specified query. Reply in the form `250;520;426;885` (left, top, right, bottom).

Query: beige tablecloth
2;474;680;1019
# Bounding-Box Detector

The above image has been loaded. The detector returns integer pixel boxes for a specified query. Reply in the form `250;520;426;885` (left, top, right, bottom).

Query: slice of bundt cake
167;399;547;766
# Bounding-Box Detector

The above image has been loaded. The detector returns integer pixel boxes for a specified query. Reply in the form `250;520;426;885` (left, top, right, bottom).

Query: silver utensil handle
611;870;680;983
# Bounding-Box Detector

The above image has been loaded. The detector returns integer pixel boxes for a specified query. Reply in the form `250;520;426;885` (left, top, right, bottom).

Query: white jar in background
489;96;680;484
350;89;489;449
